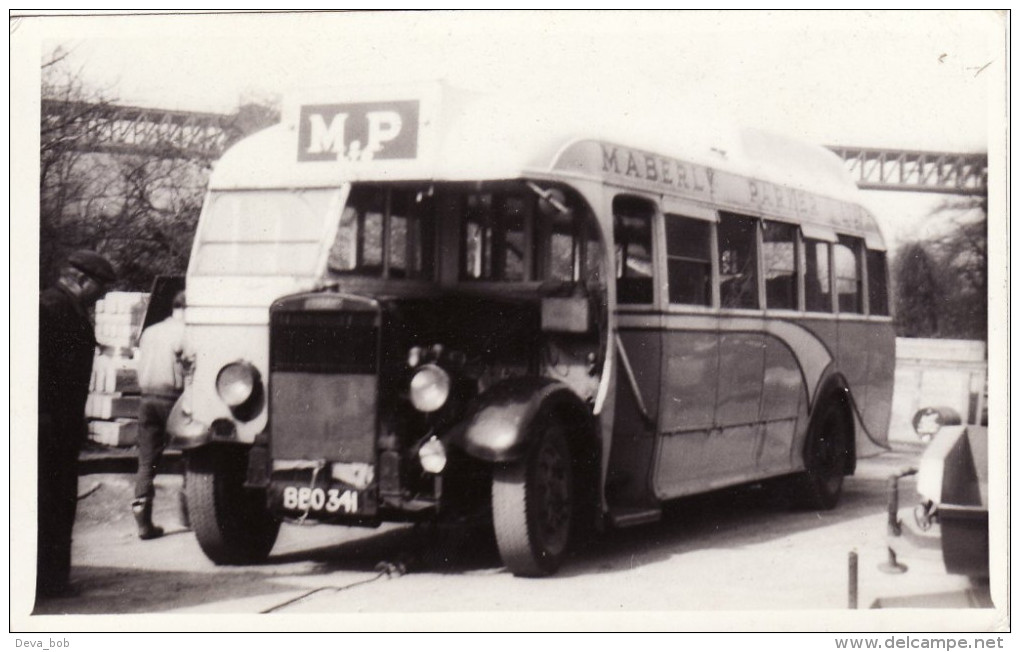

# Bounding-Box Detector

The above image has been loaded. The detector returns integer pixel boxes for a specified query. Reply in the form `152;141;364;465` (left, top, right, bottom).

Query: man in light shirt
133;290;187;539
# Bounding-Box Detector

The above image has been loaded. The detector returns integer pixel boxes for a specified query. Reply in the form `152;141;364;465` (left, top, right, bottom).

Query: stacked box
85;393;142;420
89;355;141;394
95;291;149;348
88;419;139;447
87;291;149;448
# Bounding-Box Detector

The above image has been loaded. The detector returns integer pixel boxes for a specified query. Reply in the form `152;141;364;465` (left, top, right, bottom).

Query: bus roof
208;82;885;248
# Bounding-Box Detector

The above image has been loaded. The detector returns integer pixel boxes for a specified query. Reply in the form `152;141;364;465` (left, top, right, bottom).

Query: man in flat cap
37;249;116;600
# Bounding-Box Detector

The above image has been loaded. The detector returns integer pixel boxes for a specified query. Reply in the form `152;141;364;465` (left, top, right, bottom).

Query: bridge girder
826;146;987;197
42;99;244;160
42;100;988;196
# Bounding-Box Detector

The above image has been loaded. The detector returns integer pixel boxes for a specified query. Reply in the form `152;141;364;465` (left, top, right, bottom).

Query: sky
13;10;1006;248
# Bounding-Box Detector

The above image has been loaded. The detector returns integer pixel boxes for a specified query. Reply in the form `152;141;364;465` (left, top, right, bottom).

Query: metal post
887;474;902;536
879;468;916;574
848;549;858;609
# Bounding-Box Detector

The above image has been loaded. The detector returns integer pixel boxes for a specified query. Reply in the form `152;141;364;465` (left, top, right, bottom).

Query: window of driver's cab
613;195;656;305
458;182;605;288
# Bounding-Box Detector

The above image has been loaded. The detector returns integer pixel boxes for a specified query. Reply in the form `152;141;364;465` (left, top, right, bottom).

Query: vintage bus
169;83;895;576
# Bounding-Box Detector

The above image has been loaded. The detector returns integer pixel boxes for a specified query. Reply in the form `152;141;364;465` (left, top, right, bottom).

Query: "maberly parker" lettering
601;144;715;196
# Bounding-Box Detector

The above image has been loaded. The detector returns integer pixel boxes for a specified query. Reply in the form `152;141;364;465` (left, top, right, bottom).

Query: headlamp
418;436;447;474
216;361;258;407
409;363;451;413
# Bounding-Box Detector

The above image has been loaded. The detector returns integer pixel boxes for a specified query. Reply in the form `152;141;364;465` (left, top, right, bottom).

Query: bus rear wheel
794;400;850;510
185;446;280;565
492;418;574;577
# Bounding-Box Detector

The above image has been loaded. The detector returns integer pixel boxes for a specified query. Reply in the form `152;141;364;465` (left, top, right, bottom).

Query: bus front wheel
794;400;850;510
492;418;574;577
185;446;280;565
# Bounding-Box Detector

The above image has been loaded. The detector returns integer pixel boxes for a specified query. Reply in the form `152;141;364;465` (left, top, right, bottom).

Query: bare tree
40;45;285;291
892;196;987;340
40;45;117;285
926;197;987;340
40;46;209;291
893;242;941;337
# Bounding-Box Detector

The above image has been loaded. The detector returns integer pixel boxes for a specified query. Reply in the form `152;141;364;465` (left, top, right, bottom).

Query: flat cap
67;250;117;283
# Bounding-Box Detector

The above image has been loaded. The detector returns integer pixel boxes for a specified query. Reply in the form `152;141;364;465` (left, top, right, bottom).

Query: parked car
885;407;988;579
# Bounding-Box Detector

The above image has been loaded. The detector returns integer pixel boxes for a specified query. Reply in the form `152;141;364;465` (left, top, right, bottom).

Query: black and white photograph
10;9;1008;638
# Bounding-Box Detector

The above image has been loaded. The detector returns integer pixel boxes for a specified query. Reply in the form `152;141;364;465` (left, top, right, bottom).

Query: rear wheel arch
792;383;855;510
811;377;857;475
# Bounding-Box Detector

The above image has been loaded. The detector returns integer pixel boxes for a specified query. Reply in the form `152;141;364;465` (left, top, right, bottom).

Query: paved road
26;446;996;625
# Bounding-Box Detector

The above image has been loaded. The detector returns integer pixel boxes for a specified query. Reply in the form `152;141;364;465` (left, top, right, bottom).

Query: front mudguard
450;377;593;464
166;393;212;450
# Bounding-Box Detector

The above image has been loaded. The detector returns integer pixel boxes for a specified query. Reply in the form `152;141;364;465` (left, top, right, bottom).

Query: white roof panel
207;82;882;242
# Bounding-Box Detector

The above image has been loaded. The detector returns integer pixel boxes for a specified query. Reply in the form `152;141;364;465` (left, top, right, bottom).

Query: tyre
492;418;573;577
185;447;280;565
793;399;850;510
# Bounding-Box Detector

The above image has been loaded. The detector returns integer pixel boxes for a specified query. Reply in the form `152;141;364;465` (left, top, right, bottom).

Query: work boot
131;498;164;540
178;488;190;530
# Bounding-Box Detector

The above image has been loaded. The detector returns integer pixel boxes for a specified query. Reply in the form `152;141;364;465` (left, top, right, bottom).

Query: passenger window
762;221;797;310
613;196;655;304
834;236;863;314
804;239;832;312
665;214;711;306
867;249;890;316
717;213;759;309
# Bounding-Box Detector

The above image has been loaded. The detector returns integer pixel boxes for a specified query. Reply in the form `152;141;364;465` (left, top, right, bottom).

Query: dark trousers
135;396;175;500
36;412;82;599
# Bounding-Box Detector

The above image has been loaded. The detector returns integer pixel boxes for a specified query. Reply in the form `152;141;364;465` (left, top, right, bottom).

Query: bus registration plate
282;486;359;514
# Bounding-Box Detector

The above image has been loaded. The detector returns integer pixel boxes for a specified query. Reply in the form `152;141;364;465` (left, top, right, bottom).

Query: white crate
88;418;138;447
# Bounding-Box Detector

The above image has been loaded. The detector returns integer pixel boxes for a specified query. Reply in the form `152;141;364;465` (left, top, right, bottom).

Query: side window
613;196;655;304
867;249;890;316
834;236;863;314
762;220;797;310
665;214;711;306
804;238;832;312
717;212;759;309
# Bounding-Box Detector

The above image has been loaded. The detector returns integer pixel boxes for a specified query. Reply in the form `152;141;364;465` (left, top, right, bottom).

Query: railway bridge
42;99;988;197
